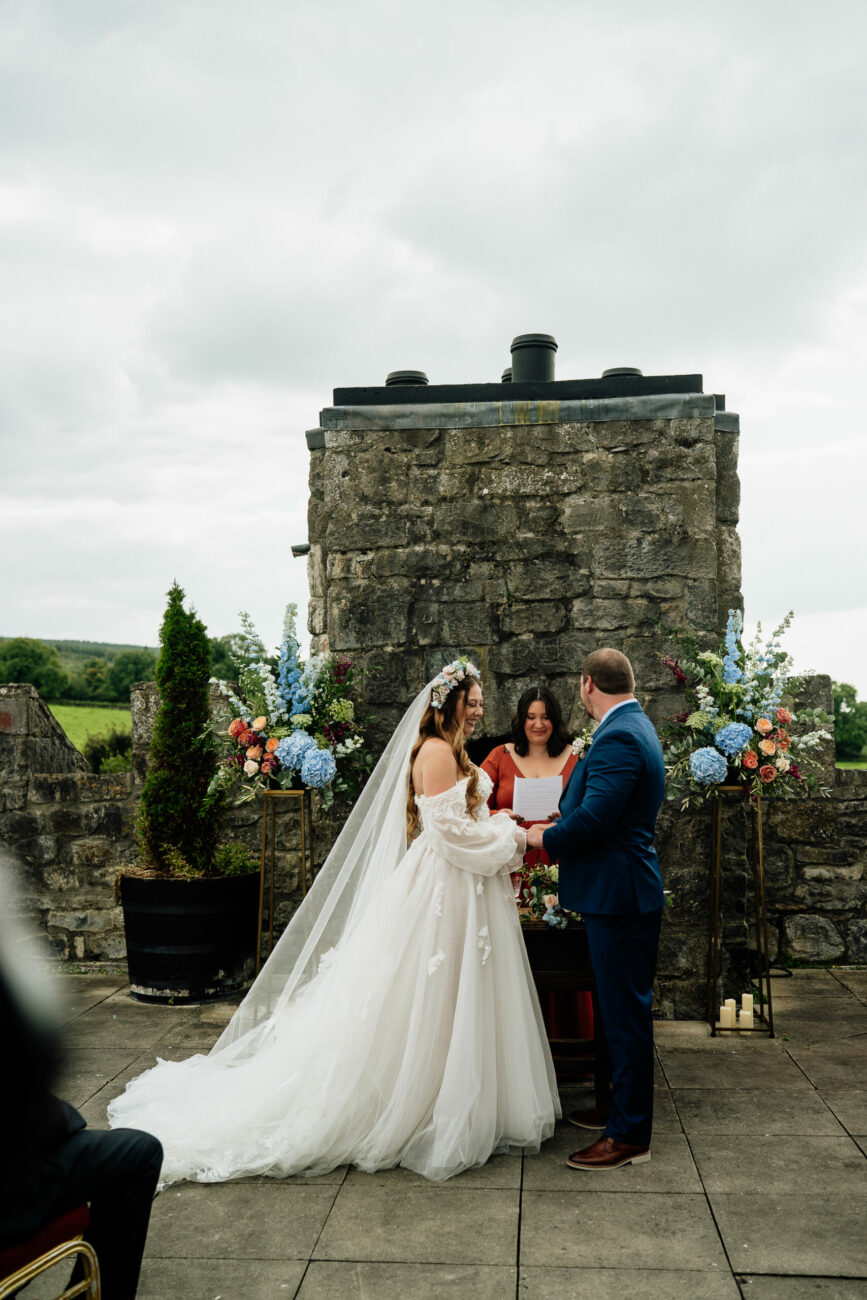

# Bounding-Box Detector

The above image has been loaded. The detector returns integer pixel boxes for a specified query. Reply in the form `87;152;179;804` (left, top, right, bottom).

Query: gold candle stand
256;788;314;974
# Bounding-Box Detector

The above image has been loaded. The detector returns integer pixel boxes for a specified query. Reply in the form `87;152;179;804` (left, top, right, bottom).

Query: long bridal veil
210;679;433;1060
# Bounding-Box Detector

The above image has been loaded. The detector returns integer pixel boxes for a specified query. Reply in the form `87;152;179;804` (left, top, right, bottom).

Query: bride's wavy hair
406;677;483;838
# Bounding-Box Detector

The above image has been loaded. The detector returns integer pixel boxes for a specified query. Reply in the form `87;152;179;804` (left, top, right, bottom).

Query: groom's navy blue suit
543;699;665;1147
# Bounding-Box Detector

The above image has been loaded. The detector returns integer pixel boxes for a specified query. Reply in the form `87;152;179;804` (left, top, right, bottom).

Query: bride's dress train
107;770;560;1184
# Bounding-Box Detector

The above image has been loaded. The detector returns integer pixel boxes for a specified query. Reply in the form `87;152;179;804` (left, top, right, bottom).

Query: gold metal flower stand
256;788;314;974
706;787;775;1037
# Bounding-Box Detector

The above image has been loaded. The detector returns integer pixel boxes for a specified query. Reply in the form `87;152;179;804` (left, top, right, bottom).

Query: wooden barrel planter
120;872;260;1004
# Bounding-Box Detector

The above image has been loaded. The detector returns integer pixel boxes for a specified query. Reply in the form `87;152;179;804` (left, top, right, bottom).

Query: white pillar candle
725;998;737;1018
742;993;754;1015
739;1009;754;1029
719;1005;734;1028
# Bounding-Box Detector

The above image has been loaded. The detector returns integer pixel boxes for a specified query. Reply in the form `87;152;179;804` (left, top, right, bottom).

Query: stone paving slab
138;1256;307;1299
786;1045;867;1090
522;1130;702;1194
342;1152;522;1189
737;1279;867;1299
147;1181;339;1260
672;1087;846;1135
297;1261;516;1298
520;1191;729;1270
658;1045;812;1090
834;972;867;1000
53;973;127;1021
690;1134;867;1195
312;1185;519;1265
519;1265;740;1298
710;1193;867;1276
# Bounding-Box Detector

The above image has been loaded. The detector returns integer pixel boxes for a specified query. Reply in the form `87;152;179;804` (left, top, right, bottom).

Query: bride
108;658;560;1184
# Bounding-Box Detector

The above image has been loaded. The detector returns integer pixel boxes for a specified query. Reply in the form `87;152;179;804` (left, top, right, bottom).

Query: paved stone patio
27;969;867;1298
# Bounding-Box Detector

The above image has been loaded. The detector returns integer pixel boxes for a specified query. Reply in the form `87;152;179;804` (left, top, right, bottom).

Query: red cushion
0;1203;90;1278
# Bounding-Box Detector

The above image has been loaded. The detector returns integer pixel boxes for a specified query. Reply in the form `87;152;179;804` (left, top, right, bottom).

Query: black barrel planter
120;872;260;1004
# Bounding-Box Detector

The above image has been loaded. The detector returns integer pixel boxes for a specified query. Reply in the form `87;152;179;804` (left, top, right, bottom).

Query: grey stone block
520;1191;729;1270
710;1193;867;1276
299;1261;515;1299
786;1045;867;1090
312;1184;519;1264
691;1134;867;1194
139;1257;307;1298
820;1090;867;1135
519;1266;740;1299
147;1182;339;1260
672;1087;845;1136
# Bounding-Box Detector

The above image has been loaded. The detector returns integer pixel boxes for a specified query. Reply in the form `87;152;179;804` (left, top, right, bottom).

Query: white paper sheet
511;775;563;822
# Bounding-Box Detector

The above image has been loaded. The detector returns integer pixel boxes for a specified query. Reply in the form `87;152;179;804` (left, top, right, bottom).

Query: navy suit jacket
542;700;666;915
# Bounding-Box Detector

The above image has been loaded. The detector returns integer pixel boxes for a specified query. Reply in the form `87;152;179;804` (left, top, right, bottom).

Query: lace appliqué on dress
477;925;491;967
427;951;446;976
432;882;444;917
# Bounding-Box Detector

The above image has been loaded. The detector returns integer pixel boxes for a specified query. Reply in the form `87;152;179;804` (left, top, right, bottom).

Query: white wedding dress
108;768;560;1184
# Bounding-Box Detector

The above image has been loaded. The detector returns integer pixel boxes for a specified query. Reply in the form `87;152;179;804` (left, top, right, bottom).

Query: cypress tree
137;582;218;874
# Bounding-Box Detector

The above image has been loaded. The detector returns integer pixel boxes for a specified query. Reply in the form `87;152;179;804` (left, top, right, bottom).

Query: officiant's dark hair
511;687;571;757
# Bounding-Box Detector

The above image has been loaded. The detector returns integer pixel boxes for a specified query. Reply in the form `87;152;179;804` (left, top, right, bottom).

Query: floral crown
430;657;481;710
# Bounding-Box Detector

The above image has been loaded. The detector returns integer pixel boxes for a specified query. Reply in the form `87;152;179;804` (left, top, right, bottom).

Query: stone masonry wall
307;397;741;750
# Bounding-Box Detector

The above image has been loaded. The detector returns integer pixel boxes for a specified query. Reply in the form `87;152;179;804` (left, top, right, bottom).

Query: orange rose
265;737;279;753
758;738;776;756
759;764;777;784
756;718;773;735
742;750;758;769
246;745;264;760
776;730;791;751
228;718;246;738
252;716;268;732
776;708;793;725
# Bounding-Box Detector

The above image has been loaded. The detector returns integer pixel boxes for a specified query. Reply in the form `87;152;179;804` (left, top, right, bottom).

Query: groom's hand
526;823;552;849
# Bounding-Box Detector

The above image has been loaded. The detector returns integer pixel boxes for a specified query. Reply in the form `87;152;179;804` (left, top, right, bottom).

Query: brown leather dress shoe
567;1107;610;1130
566;1136;651;1170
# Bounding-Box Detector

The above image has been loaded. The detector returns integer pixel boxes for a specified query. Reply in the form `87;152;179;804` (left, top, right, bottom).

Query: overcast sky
2;0;865;695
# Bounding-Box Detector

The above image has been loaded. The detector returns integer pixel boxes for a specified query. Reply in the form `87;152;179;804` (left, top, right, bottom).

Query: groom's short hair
582;648;635;695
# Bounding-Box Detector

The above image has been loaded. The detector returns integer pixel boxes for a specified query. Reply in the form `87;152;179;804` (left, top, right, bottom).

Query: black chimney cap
385;370;429;387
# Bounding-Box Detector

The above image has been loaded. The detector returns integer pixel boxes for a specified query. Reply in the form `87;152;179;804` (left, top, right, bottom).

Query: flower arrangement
659;609;832;809
207;604;371;808
517;864;579;929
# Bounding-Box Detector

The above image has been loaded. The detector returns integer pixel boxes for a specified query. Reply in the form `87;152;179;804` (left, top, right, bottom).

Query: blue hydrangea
275;730;317;771
714;722;753;758
690;747;728;784
543;905;569;930
301;746;337;789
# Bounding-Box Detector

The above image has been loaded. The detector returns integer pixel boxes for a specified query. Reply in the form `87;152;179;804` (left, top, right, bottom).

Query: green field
837;759;867;770
50;704;132;751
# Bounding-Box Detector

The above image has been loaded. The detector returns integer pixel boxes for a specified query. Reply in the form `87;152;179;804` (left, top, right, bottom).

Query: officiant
481;686;593;1044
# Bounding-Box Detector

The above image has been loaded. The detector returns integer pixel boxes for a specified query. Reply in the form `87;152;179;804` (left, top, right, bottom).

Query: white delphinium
211;678;252;722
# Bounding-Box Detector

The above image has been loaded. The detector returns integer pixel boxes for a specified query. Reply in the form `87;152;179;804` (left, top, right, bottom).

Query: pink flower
243;759;259;776
758;738;776;757
246;745;264;760
542;894;558;909
742;750;758;770
759;764;777;784
252;716;268;732
228;718;246;738
776;708;793;725
756;718;773;735
261;755;277;775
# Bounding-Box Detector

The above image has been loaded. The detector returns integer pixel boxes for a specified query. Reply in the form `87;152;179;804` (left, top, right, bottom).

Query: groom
527;648;665;1170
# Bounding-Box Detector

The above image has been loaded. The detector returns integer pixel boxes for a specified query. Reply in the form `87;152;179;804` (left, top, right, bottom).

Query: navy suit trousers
583;908;662;1147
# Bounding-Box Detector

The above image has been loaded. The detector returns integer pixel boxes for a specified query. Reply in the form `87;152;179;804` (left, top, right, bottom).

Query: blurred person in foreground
0;858;162;1299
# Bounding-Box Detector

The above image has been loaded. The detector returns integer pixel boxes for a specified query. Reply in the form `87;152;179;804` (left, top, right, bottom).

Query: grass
50;703;131;751
837;760;867;770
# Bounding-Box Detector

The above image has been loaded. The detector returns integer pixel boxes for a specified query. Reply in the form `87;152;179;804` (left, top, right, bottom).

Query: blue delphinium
723;608;744;685
277;604;303;715
714;722;753;758
690;747;728;785
275;730;317;771
301;747;337;789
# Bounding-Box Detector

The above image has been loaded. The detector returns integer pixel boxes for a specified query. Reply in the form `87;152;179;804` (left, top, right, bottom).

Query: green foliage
213;842;258;876
832;682;867;761
0;637;69;699
104;648;157;701
137;583;218;875
208;635;240;681
82;726;133;774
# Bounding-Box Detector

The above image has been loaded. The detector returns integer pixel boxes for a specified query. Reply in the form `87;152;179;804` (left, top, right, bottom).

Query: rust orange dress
481;745;593;1046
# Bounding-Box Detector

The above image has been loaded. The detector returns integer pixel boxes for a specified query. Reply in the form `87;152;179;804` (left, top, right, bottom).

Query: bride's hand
501;808;523;822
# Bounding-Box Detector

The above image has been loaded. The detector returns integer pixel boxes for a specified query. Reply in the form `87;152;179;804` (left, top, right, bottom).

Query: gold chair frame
0;1235;100;1300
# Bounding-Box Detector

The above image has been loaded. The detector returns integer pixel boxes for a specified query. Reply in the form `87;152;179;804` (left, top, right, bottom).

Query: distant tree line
833;682;867;761
0;634;239;704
